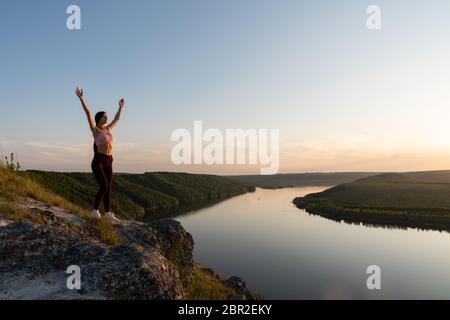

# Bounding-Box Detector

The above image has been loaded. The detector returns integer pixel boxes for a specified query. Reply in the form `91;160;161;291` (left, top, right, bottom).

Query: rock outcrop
0;198;260;300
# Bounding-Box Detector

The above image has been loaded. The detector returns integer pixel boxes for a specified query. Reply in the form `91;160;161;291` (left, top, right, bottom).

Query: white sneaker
105;212;121;223
90;209;101;219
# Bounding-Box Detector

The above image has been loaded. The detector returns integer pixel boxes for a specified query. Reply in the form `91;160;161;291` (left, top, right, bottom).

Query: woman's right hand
75;87;84;99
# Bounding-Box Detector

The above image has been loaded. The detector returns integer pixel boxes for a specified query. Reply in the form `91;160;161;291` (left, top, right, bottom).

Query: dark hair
95;111;106;126
93;111;106;154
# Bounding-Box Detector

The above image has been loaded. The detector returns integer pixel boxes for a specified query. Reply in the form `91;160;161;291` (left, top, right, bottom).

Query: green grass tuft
88;217;122;246
185;264;234;300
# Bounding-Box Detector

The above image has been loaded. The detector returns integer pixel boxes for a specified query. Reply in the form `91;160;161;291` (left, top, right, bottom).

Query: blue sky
2;0;450;173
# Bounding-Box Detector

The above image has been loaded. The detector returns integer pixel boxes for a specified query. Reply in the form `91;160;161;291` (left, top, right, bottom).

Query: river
175;187;450;299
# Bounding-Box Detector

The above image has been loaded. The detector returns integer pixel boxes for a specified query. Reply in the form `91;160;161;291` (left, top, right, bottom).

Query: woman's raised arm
75;87;96;131
106;98;124;130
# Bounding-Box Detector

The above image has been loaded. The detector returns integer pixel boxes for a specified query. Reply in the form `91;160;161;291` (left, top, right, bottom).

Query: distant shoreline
292;171;450;232
293;197;450;232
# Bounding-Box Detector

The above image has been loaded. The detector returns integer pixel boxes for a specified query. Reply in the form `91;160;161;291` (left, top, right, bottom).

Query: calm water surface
175;187;450;299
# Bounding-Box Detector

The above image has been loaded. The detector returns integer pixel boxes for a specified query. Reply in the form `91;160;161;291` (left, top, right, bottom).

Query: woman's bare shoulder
91;126;99;136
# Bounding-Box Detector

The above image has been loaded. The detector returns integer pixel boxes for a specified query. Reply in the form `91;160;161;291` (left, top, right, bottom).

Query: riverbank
293;172;450;231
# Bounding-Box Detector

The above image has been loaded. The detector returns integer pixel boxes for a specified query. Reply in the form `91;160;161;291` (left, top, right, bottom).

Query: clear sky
1;0;450;174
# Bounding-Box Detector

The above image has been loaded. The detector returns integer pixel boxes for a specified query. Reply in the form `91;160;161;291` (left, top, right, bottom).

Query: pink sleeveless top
94;128;113;145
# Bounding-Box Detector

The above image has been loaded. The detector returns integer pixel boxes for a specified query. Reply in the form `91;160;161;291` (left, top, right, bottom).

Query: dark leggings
91;153;113;212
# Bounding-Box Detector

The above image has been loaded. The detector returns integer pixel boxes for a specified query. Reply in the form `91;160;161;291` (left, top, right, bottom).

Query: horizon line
22;168;450;176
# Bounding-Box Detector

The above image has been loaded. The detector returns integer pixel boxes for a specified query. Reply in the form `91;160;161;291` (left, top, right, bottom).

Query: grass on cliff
185;264;234;300
0;164;120;246
88;216;121;246
0;200;45;225
0;164;87;217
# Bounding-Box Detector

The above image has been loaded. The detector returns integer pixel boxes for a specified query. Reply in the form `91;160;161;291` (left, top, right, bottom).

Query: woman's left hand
119;98;125;108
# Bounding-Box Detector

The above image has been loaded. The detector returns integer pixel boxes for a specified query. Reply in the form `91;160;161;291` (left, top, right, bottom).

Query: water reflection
304;211;450;234
175;187;450;299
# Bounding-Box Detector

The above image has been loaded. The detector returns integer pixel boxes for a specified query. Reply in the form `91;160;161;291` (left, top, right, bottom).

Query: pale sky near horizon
2;0;450;174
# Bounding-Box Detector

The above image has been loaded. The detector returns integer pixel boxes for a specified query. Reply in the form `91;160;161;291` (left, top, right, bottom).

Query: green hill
26;170;255;220
293;171;450;230
402;170;450;183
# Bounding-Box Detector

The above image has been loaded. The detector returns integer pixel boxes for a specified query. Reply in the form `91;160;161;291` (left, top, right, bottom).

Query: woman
75;87;124;222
